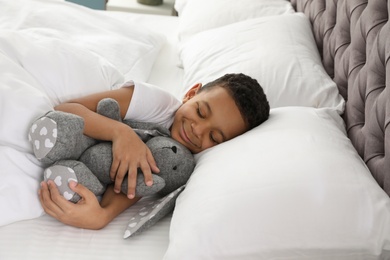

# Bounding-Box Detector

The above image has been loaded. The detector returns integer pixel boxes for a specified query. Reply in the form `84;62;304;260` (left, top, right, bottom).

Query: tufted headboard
289;0;390;196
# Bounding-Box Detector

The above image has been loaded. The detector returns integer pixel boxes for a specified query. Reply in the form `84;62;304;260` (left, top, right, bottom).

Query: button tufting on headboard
290;0;390;196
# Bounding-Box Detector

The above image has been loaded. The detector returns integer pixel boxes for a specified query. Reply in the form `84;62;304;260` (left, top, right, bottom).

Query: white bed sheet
0;197;172;260
0;9;181;260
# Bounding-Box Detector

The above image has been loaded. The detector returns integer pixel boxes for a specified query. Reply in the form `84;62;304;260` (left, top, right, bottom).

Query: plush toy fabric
29;98;195;236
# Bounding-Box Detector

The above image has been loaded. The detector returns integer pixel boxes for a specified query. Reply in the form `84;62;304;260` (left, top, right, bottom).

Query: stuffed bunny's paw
44;160;106;203
29;111;96;165
43;164;79;202
29;115;58;161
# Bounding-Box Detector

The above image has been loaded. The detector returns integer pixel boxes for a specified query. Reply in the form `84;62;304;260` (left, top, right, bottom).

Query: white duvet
0;0;165;226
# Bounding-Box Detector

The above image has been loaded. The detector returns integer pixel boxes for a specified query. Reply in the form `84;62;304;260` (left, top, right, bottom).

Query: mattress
0;6;181;260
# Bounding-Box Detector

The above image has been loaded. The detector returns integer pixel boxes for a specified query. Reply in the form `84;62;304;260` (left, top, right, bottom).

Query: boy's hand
110;126;160;199
39;180;107;229
39;181;140;229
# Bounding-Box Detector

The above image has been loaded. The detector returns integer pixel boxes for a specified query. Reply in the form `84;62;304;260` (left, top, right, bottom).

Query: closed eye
197;103;205;118
210;133;219;144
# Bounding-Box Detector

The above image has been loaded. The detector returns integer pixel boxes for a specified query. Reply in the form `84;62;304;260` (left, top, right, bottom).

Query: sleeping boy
38;73;270;229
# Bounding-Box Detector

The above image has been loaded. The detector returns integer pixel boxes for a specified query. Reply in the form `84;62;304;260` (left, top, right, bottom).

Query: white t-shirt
121;80;181;129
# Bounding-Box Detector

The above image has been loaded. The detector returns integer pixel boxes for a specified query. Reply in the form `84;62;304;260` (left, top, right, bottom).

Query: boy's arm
54;87;159;199
39;180;140;230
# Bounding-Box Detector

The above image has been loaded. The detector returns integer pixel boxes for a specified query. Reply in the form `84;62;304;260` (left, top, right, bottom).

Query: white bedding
0;0;169;226
2;0;390;259
0;197;172;260
0;1;180;259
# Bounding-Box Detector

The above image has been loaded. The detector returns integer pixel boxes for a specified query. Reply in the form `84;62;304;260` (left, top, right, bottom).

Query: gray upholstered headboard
289;0;390;196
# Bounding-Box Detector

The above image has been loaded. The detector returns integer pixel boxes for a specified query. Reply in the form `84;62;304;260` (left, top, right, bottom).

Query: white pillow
179;13;345;113
176;0;295;42
173;0;189;15
164;107;390;260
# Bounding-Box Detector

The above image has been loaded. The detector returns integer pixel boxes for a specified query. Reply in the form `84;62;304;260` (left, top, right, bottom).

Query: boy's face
170;84;247;154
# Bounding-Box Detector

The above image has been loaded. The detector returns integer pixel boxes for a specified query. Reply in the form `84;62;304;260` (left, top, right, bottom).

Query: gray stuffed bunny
29;98;195;203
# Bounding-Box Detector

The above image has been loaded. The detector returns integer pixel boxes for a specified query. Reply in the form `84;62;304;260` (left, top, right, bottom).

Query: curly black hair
199;73;270;130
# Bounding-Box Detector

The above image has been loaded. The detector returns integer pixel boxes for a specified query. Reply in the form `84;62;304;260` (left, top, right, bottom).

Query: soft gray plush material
31;111;96;165
31;98;195;203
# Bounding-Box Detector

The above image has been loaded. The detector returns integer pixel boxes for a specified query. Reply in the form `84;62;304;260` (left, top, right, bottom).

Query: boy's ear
182;83;202;103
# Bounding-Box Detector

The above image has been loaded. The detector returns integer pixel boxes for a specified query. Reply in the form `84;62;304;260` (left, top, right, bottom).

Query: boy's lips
181;121;197;148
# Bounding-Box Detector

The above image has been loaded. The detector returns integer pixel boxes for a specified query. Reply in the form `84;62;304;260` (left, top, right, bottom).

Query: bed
0;0;389;259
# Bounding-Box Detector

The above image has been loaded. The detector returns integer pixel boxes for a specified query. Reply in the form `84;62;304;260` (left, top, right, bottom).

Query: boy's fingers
114;163;128;194
39;182;59;217
140;163;153;187
147;149;160;174
47;180;73;209
110;159;120;181
39;181;66;217
69;181;94;201
126;166;137;199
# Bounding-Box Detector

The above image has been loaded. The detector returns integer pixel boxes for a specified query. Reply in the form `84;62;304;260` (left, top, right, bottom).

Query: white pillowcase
173;0;189;15
179;13;345;113
176;0;294;42
164;107;390;260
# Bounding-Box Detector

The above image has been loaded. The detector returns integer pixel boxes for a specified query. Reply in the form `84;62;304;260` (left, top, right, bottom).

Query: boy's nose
191;121;208;138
